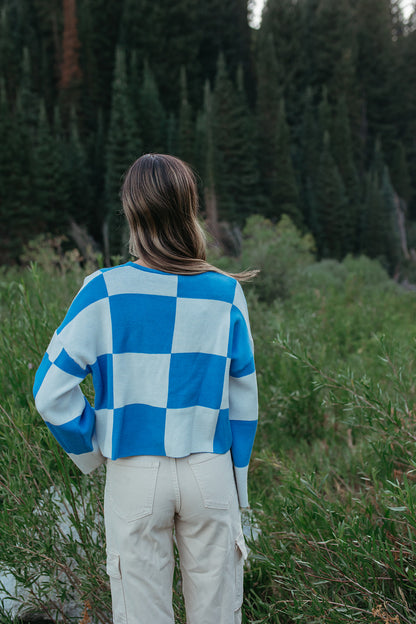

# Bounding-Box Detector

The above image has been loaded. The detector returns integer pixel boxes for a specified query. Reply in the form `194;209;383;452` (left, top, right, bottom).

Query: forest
1;0;416;273
2;0;416;622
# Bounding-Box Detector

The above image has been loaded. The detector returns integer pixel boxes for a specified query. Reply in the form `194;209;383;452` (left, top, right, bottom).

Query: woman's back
34;260;257;506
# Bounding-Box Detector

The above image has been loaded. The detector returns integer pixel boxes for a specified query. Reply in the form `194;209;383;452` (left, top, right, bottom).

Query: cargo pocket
234;532;248;612
189;452;235;509
106;551;128;624
106;457;160;522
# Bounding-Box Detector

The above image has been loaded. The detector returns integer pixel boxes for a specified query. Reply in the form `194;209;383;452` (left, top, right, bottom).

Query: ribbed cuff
233;465;249;508
68;434;105;474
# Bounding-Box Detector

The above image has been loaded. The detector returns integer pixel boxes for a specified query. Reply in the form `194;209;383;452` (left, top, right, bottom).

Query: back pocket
189;452;235;510
106;457;160;522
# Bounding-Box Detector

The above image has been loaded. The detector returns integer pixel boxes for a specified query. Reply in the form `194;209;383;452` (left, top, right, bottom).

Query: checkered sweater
33;262;258;507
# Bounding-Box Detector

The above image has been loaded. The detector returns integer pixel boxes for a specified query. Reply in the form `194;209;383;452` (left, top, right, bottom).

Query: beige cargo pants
104;451;247;624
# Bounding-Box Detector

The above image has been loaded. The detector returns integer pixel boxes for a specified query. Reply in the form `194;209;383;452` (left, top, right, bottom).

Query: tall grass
1;223;416;622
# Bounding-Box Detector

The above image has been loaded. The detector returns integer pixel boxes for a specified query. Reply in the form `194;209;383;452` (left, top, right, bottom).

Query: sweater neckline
125;261;177;276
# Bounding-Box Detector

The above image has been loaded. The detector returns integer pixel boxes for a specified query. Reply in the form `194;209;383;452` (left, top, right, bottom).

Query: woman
33;154;258;624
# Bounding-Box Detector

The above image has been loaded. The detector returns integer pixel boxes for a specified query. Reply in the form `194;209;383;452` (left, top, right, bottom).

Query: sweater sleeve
229;282;258;508
33;272;107;473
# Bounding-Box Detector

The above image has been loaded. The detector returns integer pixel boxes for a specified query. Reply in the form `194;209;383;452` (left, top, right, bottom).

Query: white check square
164;406;219;456
104;265;178;297
59;297;112;365
113;352;171;409
171;298;231;356
95;408;114;457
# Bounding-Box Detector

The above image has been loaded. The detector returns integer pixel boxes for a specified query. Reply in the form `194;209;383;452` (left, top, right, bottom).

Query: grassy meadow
1;218;416;623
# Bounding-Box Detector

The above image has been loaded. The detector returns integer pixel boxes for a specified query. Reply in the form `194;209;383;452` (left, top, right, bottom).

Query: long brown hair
121;153;257;282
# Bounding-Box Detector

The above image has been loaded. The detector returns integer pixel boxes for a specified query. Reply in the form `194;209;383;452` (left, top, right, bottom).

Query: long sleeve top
33;262;258;507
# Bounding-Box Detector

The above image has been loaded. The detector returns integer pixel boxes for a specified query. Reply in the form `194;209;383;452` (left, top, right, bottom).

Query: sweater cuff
68;434;105;474
233;465;249;508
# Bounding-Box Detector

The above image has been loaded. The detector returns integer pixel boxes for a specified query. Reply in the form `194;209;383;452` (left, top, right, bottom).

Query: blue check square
168;352;227;410
177;272;236;303
110;293;176;354
112;404;166;457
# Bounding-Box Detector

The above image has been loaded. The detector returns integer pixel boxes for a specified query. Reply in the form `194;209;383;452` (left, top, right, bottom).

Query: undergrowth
1;220;416;622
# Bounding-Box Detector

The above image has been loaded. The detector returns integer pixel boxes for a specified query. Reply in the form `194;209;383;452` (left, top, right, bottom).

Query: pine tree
318;86;331;140
119;0;200;110
0;79;32;259
198;80;220;241
62;107;91;227
331;94;361;252
211;54;238;221
77;0;124;124
104;47;141;260
178;67;194;164
272;99;301;226
354;0;397;160
18;48;38;136
232;65;261;219
297;87;320;228
255;32;281;209
0;6;23;101
211;54;260;225
314;131;348;259
137;61;165;154
166;112;178;156
32;100;64;233
305;0;356;98
196;0;252;96
397;20;416;218
361;167;399;269
390;141;412;204
260;0;306;121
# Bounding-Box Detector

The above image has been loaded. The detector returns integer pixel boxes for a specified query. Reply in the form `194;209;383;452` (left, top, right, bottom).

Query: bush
240;214;315;303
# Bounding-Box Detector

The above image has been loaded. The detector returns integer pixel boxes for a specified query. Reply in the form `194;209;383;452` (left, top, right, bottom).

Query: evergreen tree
0;80;31;259
260;0;306;123
314;131;348;259
18;48;38;136
104;47;141;260
354;0;397;160
137;61;165;154
77;0;124;128
297;87;320;228
318;86;331;140
273;98;301;226
89;107;106;242
331;94;361;252
211;54;238;221
198;81;220;241
119;0;200;110
212;54;259;224
62;107;91;227
305;0;356;99
255;32;281;209
233;65;261;219
178;67;194;164
361;167;399;269
390;141;412;204
32;100;64;233
397;20;416;217
166;112;178;156
0;5;24;101
196;0;252;97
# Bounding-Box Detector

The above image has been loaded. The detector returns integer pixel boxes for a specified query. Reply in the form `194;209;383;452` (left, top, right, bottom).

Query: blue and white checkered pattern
33;262;258;506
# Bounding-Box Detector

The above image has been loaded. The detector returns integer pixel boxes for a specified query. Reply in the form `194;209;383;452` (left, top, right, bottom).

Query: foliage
1;0;416;266
2;236;416;622
240;214;315;303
